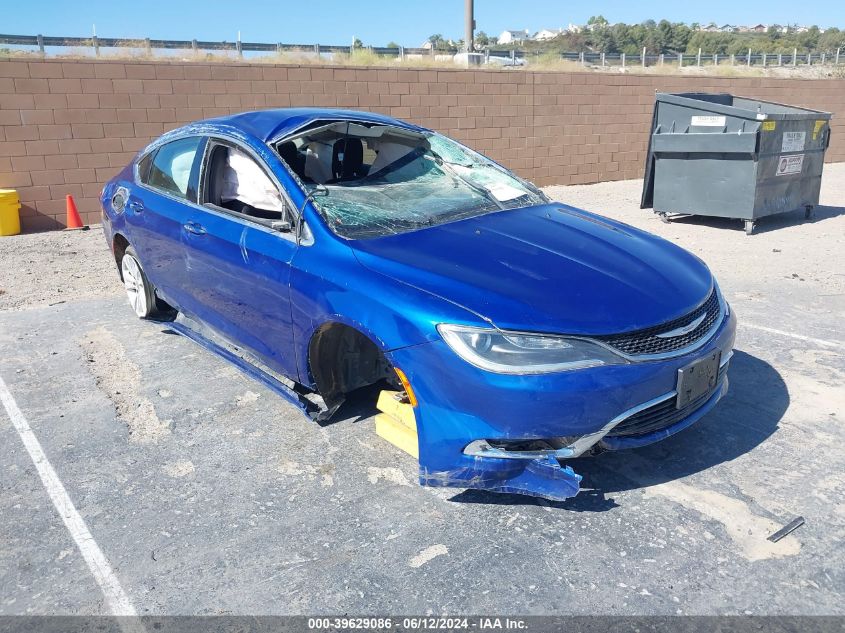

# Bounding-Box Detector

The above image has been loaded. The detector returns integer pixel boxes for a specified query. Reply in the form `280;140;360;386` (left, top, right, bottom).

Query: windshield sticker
489;183;527;202
776;154;804;176
781;131;805;153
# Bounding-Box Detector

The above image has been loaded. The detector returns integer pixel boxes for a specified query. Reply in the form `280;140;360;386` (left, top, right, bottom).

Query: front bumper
387;309;737;501
463;349;732;459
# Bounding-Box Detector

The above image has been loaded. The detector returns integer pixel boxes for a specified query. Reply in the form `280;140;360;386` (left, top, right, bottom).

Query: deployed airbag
221;148;286;212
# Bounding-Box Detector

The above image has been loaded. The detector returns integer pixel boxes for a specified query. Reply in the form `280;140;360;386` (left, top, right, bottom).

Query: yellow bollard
0;189;21;236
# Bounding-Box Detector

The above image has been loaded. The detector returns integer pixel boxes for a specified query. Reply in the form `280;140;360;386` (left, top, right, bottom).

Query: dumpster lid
654;92;832;121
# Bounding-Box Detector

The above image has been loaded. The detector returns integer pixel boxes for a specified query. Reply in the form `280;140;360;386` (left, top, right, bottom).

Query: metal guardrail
0;33;433;58
0;33;842;67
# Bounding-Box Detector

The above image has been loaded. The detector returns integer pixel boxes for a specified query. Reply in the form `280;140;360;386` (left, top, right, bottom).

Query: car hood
350;204;713;335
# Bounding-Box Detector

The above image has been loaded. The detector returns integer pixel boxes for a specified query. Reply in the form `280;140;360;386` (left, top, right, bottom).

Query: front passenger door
180;138;300;380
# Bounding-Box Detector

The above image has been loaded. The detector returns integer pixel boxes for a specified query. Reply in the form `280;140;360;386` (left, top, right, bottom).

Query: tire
120;246;158;319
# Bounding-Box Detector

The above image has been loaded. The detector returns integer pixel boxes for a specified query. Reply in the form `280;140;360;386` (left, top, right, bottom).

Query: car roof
197;108;427;144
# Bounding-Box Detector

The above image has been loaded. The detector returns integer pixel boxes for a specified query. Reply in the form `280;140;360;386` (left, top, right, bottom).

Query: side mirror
271;219;292;232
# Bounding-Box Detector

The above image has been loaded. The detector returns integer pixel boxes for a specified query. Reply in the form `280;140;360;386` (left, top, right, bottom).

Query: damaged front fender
386;342;590;503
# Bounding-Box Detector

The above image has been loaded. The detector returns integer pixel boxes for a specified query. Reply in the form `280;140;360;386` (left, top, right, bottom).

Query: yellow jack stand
375;390;419;458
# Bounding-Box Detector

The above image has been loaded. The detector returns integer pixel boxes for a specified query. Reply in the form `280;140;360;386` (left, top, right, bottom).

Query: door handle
183;221;207;235
128;200;144;213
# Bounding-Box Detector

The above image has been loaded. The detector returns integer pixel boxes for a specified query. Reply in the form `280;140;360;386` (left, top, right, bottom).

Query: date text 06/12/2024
306;617;528;630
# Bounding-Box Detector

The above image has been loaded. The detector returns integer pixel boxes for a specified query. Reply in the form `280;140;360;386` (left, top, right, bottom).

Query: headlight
437;324;627;374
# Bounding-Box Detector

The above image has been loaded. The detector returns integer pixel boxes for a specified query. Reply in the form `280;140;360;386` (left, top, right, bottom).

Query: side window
203;143;287;222
136;152;152;182
144;137;203;201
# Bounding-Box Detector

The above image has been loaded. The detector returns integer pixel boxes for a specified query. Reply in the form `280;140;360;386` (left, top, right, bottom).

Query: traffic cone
64;194;87;230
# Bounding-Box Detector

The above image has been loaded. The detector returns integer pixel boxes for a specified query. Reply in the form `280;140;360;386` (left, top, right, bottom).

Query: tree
386;41;400;49
428;34;446;49
352;38;363;49
819;28;845;52
475;31;491;47
796;26;821;51
587;15;609;27
670;23;693;52
592;26;616;52
656;20;673;50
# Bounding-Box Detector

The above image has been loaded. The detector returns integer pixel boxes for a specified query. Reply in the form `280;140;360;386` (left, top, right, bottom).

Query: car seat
278;141;306;180
331;138;365;181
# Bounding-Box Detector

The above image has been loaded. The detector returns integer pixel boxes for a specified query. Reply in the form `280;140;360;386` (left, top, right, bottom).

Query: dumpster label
813;120;826;140
762;121;777;132
691;115;726;127
781;131;806;152
776;154;804;176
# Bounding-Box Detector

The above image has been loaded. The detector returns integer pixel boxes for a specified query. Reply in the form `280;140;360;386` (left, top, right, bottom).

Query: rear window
143;137;203;200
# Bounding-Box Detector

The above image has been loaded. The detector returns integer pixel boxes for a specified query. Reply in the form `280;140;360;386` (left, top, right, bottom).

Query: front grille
606;363;728;438
593;288;721;357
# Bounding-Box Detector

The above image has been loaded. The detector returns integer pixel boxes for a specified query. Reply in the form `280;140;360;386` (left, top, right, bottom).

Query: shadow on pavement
663;205;844;234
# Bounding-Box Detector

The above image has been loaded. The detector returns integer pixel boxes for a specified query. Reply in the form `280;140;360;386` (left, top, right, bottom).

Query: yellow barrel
0;189;21;236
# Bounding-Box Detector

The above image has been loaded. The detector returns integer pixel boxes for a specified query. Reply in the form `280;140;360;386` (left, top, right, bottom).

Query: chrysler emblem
655;313;707;339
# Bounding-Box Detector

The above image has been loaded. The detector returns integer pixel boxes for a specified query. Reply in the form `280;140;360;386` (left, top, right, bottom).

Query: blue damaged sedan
101;108;736;501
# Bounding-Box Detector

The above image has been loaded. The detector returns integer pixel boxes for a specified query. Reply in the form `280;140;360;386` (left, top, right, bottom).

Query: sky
5;0;844;47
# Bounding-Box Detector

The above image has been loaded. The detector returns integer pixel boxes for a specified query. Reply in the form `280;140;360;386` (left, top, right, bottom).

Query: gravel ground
0;228;122;312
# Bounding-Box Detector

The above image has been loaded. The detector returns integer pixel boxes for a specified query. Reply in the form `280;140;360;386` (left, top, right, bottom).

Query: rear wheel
120;246;158;319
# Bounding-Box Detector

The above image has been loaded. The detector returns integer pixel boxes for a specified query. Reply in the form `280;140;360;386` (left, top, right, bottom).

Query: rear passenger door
179;137;300;380
128;135;205;309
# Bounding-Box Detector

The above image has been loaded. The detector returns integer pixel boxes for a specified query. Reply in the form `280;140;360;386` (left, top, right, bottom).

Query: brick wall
1;57;843;232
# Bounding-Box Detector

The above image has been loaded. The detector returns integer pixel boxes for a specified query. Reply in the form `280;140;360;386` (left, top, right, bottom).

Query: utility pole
465;0;475;52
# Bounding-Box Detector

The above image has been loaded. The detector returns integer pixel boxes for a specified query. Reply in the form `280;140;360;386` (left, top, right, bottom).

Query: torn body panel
421;457;582;502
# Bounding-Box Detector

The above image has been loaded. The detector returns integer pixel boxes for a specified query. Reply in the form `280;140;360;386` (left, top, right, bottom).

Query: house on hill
497;29;531;45
534;28;564;41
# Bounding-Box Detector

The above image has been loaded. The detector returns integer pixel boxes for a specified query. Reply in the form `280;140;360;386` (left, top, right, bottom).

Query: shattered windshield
275;123;547;239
